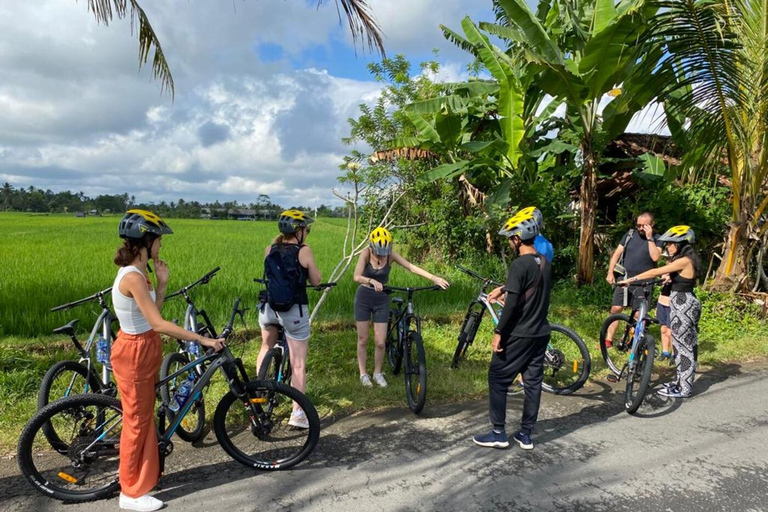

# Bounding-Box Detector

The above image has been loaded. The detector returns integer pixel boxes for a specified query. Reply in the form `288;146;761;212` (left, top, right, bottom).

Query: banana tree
644;0;768;290
493;0;657;284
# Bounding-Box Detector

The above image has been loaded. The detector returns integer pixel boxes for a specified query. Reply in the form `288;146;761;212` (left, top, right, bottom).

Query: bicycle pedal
606;374;620;383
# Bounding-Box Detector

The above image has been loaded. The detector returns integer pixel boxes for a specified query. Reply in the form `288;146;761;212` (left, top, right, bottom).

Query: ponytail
114;234;156;266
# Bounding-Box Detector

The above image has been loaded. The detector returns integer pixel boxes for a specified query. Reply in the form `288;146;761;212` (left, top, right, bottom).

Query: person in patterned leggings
619;226;700;398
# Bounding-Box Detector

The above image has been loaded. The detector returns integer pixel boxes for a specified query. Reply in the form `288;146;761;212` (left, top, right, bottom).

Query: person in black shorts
604;212;662;347
656;277;674;362
353;227;449;388
473;211;551;451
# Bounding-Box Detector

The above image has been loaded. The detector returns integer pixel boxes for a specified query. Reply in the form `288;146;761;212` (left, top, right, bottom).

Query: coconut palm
645;0;767;289
83;0;385;97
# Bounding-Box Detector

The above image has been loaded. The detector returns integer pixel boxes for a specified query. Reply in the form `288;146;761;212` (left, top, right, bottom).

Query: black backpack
264;243;306;313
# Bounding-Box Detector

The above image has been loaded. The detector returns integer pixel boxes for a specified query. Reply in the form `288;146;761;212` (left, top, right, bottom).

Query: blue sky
0;1;662;207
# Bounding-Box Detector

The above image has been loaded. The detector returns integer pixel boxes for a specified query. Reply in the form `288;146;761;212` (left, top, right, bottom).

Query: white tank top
112;266;156;335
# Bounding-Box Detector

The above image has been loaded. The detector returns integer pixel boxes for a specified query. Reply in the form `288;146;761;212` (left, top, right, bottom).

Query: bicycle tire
160;352;206;443
18;393;122;502
542;324;591;395
625;334;656;414
38;360;103;451
404;331;428;414
213;379;320;470
600;313;634;376
386;310;403;375
258;348;290;384
452;310;481;369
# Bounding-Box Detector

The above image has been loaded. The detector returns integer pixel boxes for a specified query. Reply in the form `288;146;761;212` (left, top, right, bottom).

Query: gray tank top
363;256;391;285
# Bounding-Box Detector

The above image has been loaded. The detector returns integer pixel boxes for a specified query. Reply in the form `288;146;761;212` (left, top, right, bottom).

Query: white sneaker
360;374;373;387
372;372;388;388
119;492;164;511
288;409;309;429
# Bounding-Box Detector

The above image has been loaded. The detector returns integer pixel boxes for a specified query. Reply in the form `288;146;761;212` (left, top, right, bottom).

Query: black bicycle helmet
278;209;314;235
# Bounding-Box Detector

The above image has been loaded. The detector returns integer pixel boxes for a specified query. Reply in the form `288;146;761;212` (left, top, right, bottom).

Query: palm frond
86;0;174;97
440;25;478;56
321;0;386;56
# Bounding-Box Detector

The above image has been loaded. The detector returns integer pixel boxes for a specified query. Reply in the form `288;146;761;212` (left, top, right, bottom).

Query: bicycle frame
51;287;117;393
88;300;251;473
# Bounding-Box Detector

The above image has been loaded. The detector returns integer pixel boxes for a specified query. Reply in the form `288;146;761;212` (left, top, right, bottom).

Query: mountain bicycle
599;280;663;414
39;287;117;449
254;278;336;384
158;267;222;443
452;265;591;395
385;285;442;414
18;298;321;503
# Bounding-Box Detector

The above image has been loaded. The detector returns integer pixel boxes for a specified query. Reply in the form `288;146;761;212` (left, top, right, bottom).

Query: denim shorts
656;303;671;327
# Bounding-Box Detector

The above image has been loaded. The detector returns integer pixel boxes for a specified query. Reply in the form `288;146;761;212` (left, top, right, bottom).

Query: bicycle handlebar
384;284;442;294
613;279;666;288
166;267;221;299
456;265;503;287
51;287;112;312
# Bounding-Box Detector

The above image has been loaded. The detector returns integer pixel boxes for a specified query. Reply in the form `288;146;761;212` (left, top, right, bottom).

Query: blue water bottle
96;334;109;364
169;373;195;413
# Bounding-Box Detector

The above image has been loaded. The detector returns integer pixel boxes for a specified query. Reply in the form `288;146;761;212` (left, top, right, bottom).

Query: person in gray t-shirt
604;212;663;347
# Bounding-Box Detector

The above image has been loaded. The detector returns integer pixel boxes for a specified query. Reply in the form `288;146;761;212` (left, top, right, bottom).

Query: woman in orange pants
111;210;223;512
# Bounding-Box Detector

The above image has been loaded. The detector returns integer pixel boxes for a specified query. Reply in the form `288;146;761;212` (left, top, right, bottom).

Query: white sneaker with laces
372;372;388;388
119;492;164;512
360;374;373;387
288;409;309;429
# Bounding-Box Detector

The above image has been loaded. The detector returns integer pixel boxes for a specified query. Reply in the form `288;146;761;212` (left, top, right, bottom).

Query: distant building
228;208;256;220
75;211;86;218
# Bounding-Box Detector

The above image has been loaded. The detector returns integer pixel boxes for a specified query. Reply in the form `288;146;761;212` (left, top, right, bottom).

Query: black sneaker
513;431;534;450
473;430;509;449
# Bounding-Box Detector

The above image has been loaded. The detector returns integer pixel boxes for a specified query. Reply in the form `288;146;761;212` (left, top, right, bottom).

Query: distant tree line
0;183;346;219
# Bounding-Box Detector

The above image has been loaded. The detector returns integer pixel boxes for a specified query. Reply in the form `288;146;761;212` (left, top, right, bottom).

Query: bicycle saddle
391;297;404;305
53;319;79;336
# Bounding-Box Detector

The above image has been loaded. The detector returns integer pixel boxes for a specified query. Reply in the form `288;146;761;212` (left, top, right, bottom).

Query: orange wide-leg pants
110;329;163;498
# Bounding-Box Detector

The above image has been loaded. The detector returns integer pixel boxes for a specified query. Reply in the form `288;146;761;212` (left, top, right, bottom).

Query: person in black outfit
604;212;663;347
473;211;551;451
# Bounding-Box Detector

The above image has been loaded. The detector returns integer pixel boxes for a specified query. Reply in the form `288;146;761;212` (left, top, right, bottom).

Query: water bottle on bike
96;334;110;365
169;373;195;413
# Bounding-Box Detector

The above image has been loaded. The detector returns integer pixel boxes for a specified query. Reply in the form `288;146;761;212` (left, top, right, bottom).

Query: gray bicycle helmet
498;211;540;241
118;209;173;240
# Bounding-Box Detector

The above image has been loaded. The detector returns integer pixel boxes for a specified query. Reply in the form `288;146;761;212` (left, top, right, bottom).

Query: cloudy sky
0;1;664;207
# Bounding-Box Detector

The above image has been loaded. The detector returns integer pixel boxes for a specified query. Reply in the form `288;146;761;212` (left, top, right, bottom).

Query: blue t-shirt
534;234;554;263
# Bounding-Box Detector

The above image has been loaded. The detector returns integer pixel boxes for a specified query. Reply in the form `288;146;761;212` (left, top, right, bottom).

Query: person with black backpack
257;209;322;429
473;210;552;451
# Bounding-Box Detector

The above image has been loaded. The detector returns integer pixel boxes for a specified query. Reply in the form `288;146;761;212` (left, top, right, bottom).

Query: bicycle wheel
452;310;482;369
625;334;656;414
38;360;103;451
386;311;403;375
18;394;122;502
213;379;319;470
542;325;592;395
160;352;206;443
600;313;634;376
258;348;291;384
404;331;428;414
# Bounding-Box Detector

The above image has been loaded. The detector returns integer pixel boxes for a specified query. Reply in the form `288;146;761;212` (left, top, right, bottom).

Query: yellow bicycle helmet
369;227;393;256
278;209;314;234
498;211;539;241
658;225;695;244
118;209;173;239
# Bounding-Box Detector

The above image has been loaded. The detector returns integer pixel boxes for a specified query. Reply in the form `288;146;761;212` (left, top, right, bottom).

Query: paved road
2;362;767;512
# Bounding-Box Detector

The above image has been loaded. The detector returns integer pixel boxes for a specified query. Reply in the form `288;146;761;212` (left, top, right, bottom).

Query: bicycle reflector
249;397;267;404
57;472;79;484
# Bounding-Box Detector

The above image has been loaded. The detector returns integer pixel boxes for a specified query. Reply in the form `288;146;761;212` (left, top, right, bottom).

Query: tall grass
0;213;490;337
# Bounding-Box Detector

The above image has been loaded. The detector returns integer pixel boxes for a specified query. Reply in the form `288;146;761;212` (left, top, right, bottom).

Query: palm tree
646;0;767;289
84;0;385;97
1;182;12;211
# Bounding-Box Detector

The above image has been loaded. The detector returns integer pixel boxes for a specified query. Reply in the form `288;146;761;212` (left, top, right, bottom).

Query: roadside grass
2;281;766;452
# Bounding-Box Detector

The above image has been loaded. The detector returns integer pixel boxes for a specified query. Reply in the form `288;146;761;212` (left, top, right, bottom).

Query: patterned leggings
669;291;701;396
